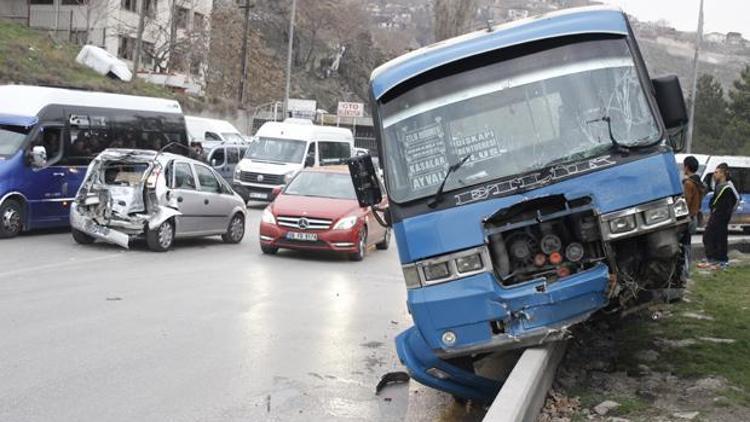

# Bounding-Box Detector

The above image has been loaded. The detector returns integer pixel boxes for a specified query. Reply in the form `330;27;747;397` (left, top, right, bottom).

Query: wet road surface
0;206;475;421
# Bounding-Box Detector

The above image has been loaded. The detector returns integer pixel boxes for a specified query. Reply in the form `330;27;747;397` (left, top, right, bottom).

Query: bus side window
65;114;112;165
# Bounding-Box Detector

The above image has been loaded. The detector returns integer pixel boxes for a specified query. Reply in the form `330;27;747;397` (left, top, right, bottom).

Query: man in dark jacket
700;163;739;268
681;156;705;278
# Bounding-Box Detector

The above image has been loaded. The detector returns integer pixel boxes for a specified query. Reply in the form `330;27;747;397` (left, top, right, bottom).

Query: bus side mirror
305;153;315;167
29;145;47;168
652;75;688;151
347;154;383;208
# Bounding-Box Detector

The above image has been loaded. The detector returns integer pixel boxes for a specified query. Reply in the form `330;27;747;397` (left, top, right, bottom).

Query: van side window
730;167;750;194
227;147;240;164
173;162;196;189
65;114;112;165
211;147;225;166
205;132;221;142
318;141;351;163
33;127;63;163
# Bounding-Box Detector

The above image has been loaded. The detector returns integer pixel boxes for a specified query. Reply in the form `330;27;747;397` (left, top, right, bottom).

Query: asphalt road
0;205;470;422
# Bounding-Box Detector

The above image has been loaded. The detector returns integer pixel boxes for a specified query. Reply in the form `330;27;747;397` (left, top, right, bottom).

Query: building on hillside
26;0;211;94
726;32;744;46
704;32;725;44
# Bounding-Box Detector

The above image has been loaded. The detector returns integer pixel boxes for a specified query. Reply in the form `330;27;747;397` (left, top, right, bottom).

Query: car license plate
249;192;268;199
286;231;317;241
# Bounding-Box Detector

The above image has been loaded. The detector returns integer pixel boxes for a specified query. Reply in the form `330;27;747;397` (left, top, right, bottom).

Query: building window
121;0;137;12
145;0;158;17
118;36;135;61
193;12;205;30
61;0;89;5
142;41;155;69
29;0;54;4
176;7;189;29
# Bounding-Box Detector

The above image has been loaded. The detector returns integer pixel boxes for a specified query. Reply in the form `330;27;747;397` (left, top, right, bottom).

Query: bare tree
433;0;478;41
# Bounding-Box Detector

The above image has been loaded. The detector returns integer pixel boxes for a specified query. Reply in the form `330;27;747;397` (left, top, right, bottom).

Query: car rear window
101;162;150;186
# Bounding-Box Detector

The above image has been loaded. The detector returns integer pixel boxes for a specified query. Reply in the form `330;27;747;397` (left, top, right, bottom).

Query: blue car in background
0;85;188;238
348;6;691;401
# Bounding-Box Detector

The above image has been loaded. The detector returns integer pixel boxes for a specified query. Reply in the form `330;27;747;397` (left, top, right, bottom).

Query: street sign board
288;99;317;119
337;101;365;118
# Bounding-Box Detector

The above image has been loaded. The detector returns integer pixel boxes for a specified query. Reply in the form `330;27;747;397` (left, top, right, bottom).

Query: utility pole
686;0;704;153
132;0;147;79
283;0;297;118
238;0;254;105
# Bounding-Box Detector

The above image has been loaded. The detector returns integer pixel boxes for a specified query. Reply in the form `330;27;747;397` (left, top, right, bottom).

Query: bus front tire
0;199;24;238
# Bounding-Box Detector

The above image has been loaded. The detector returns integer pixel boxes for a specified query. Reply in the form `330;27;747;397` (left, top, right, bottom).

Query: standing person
699;163;739;269
681;156;706;279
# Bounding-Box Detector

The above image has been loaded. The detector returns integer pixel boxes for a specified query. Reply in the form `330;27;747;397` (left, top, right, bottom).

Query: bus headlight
609;215;637;234
673;197;689;218
643;206;671;225
423;261;451;281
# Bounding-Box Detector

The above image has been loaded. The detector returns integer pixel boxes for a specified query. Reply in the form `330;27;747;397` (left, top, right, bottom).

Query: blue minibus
0;85;187;238
349;7;690;401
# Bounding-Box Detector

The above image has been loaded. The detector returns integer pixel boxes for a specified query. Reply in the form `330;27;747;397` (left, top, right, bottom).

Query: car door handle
177;196;183;203
52;172;65;177
204;199;209;205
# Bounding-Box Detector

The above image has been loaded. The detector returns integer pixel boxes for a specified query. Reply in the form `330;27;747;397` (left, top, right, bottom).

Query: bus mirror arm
28;146;48;169
371;205;391;228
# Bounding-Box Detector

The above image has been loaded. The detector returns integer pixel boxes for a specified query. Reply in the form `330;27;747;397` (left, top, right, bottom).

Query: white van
185;116;245;145
675;153;750;233
233;119;355;201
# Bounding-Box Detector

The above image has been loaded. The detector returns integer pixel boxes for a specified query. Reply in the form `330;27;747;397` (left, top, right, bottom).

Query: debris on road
375;371;409;395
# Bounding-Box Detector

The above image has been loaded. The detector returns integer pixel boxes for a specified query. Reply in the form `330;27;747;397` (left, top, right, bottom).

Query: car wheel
72;228;95;245
349;227;367;261
0;199;24;238
260;243;278;255
147;219;174;252
376;228;391;250
222;213;245;244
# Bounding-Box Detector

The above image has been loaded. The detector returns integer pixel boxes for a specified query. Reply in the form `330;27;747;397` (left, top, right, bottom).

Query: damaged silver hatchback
71;149;247;251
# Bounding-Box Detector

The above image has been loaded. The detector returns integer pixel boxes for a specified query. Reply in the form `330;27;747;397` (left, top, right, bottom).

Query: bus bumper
396;263;610;400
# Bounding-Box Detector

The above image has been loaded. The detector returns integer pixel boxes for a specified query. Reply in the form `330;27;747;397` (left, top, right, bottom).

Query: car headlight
234;167;241;179
283;171;295;184
673;197;689;218
333;215;358;230
643;206;671;225
609;215;637;234
261;207;276;225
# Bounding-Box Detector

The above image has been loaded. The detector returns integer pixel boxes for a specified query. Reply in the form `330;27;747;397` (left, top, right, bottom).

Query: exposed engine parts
485;195;606;286
484;194;686;305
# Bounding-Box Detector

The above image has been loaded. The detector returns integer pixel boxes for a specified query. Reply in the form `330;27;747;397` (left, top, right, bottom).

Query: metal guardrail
483;341;567;422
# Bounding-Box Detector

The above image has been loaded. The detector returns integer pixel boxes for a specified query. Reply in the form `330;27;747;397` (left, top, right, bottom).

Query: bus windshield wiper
428;154;471;208
587;116;630;154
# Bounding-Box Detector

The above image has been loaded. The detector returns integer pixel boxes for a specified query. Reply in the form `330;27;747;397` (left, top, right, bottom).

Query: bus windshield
245;137;307;164
0;125;30;157
379;38;660;203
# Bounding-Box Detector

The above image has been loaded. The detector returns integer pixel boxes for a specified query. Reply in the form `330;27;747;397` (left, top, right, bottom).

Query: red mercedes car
259;166;390;260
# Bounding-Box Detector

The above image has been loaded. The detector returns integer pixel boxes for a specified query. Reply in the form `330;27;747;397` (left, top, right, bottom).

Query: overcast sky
596;0;750;36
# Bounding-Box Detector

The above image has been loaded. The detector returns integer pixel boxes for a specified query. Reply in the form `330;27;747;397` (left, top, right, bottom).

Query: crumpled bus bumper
396;263;610;401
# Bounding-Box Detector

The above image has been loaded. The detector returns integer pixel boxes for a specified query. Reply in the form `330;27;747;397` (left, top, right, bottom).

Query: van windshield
379;38;660;203
0;125;30;157
245;137;306;164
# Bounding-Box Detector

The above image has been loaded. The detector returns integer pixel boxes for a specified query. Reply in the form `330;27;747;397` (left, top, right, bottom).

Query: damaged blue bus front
366;7;690;401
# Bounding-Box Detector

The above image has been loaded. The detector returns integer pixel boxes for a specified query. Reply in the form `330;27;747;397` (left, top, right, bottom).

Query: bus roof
370;6;629;101
0;85;183;118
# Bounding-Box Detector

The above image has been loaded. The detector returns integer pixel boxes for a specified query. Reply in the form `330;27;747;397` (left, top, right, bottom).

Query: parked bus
0;85;188;238
348;7;690;401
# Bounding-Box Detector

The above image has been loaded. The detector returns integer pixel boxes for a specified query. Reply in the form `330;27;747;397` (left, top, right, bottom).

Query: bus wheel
0;199;24;238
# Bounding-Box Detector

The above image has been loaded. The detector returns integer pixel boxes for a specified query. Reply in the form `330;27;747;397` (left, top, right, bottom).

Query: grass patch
613;265;750;409
0;20;205;110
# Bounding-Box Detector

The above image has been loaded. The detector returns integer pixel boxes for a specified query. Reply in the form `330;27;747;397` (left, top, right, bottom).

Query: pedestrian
699;163;739;270
680;156;706;279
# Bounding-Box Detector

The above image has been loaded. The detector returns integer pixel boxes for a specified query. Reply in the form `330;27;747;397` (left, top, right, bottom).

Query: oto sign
337;102;365;118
